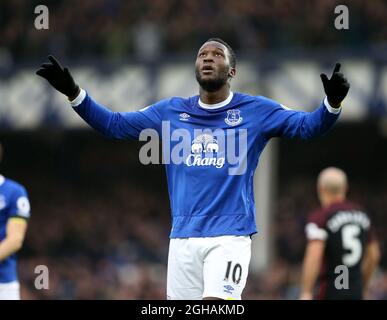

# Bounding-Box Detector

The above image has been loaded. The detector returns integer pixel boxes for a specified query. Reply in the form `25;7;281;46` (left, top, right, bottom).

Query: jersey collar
0;175;4;186
198;92;234;110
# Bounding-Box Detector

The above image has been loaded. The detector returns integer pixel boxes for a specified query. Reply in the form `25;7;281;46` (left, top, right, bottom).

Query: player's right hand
36;55;80;99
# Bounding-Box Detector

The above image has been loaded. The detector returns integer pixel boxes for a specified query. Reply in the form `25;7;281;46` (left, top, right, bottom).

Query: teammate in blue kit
36;38;350;300
0;143;31;300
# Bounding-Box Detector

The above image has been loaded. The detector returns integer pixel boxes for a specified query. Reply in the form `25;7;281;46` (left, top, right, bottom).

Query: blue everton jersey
72;91;340;238
0;175;31;283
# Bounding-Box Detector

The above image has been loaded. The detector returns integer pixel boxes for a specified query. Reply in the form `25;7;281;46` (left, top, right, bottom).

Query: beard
195;68;229;92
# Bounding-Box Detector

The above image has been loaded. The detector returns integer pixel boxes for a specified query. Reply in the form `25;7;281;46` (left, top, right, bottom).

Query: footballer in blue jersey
0;143;31;300
37;38;350;300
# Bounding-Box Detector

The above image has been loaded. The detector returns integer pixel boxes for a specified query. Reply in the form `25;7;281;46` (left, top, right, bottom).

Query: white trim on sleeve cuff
324;96;341;114
70;88;86;107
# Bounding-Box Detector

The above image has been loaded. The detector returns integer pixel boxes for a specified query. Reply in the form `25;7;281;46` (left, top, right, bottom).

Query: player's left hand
320;63;350;108
36;55;80;99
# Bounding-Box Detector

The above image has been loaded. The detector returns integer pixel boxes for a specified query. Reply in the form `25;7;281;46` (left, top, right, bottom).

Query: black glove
320;63;350;108
36;55;79;99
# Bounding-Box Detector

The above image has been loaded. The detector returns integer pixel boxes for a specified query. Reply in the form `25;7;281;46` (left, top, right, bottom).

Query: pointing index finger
332;62;341;75
48;55;62;70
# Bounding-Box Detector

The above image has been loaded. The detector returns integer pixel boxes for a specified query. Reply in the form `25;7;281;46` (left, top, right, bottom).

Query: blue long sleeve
259;97;341;140
73;93;115;136
72;92;164;140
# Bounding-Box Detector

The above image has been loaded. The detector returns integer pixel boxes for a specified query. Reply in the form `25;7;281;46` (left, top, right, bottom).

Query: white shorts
167;235;251;300
0;281;20;300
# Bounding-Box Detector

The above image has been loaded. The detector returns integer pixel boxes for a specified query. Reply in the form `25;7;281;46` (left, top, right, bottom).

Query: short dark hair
205;38;236;69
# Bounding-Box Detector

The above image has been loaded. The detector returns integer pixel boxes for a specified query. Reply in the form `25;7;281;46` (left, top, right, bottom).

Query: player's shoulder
342;200;364;211
328;201;366;215
0;175;27;194
308;201;368;226
232;92;266;104
149;96;191;111
232;92;257;102
308;206;337;227
157;96;190;104
235;93;288;111
308;206;332;227
170;96;192;106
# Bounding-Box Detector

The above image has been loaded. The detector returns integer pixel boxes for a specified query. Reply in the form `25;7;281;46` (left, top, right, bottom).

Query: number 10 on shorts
224;261;242;284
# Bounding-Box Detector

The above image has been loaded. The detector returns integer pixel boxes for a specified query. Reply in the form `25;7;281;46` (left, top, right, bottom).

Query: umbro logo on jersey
179;113;190;121
225;109;242;126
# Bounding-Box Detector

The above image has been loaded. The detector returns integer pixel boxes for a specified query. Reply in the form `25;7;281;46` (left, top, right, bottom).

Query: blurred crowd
19;180;171;299
1;0;387;62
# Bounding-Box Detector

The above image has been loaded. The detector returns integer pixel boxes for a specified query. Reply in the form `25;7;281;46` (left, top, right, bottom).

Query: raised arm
36;56;164;140
262;63;350;140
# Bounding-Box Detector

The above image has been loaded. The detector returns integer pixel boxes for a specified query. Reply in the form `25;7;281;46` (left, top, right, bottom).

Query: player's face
195;42;234;92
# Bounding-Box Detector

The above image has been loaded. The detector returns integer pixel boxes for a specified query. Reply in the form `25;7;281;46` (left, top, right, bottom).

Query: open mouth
202;65;214;74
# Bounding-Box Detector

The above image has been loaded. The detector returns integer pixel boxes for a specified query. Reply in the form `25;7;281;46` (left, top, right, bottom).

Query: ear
228;67;236;79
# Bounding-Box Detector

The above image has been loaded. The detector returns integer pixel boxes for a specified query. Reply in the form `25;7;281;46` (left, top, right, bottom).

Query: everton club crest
225;109;243;126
